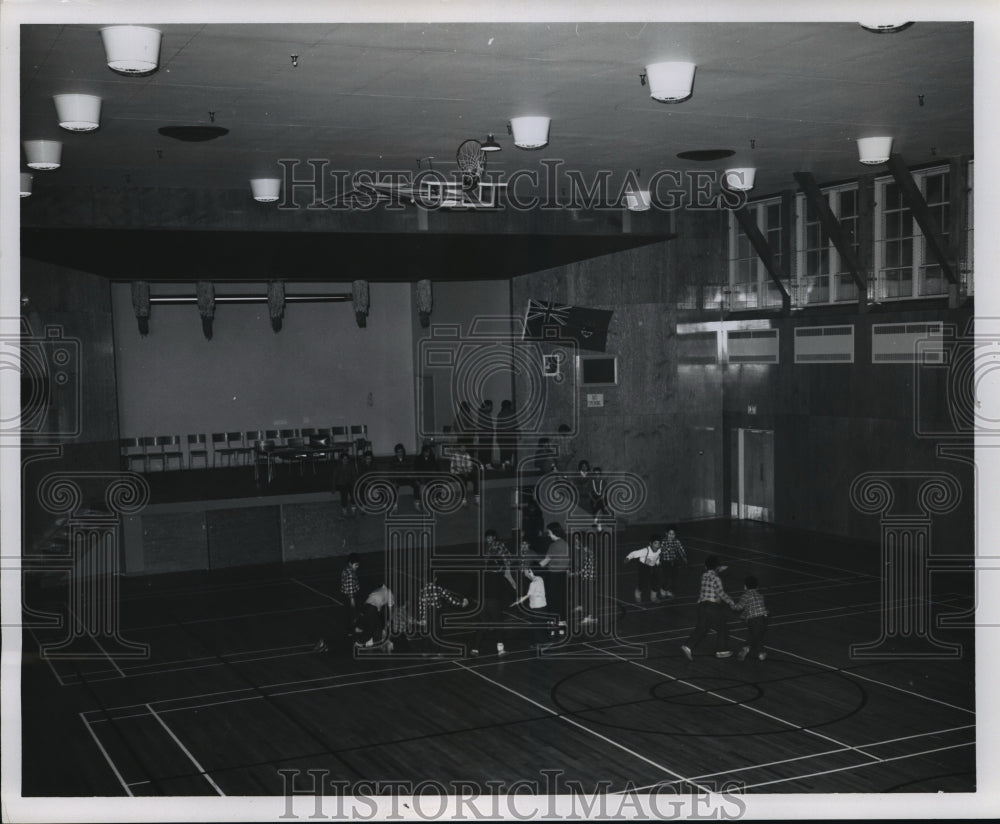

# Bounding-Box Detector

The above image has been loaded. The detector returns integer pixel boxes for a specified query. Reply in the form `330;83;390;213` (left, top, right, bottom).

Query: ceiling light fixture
23;140;62;171
857;136;893;164
642;61;696;103
859;22;913;34
481;134;502;152
250;178;282;203
508;117;550;149
100;26;162;75
20;173;33;198
723;168;756;191
624;189;651;211
53;94;102;132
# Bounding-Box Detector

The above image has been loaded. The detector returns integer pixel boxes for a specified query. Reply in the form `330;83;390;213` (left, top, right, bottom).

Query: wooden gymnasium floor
21;519;975;798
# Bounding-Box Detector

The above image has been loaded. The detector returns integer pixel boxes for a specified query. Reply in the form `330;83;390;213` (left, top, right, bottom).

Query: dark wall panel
282;501;345;562
720;304;975;546
141;511;208;574
206;506;281;568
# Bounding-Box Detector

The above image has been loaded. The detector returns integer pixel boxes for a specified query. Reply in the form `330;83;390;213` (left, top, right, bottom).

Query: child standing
570;532;597;626
734;576;769;661
313;552;361;652
512;566;549;648
588;467;609;530
332;452;359;516
313;552;362;652
625;535;663;603
659;526;688;598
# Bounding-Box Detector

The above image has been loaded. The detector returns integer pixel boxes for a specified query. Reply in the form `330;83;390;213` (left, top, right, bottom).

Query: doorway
734;428;774;522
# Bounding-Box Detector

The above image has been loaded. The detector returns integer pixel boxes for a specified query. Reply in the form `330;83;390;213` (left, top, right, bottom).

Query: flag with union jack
524;299;613;352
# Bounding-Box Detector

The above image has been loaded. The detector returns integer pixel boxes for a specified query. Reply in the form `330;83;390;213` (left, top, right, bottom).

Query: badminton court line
605;596;976;716
63;601;127;679
685;535;880;581
145;702;225;796
79;586;972;721
451;659;716;794
737;740;974;791
25;624;68;687
289;577;343;605
616;591;969;646
79;712;133;797
74;572;912;684
116;574;299;603
81;588;967;720
582;642;883;764
59;643;324;685
741;637;975;716
82;652;542;722
67;569;860;684
623;722;976;793
126;601;330;633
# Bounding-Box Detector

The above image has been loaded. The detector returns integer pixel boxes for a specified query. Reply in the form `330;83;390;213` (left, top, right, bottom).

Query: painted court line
26;624;67;687
582;642;882;765
65;602;127;679
754;641;975;716
83;651;540;722
289;577;343;605
117;575;298;603
685;535;879;580
82;587;970;722
452;659;716;793
624;723;976;793
602;591;968;647
80;713;134;796
127;602;329;633
61;643;322;685
736;740;974;791
145;703;226;796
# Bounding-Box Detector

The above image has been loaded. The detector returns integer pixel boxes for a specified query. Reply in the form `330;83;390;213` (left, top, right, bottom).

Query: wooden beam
19;185;667;239
886;153;958;284
781;189;794;299
793;172;869;308
948;156;971;308
731;205;791;312
856;174;875;309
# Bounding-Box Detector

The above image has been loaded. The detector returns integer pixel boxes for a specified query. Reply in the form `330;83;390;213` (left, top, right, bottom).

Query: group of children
316;524;768;662
624;527;688;602
624;529;768;661
679;555;769;662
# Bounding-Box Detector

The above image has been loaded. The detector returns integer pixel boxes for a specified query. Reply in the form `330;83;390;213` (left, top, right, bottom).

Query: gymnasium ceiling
14;17;975;281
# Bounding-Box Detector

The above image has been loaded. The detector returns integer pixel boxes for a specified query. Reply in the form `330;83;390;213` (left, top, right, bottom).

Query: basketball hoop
456;139;486;191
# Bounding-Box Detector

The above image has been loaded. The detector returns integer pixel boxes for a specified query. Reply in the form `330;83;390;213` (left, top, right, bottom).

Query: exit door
736;428;774;522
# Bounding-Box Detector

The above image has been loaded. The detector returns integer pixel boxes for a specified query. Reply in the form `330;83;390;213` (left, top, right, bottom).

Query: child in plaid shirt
341;553;361;632
314;553;361;652
419;574;469;627
681;555;736;660
660;526;688;598
734;576;769;661
449;441;480;505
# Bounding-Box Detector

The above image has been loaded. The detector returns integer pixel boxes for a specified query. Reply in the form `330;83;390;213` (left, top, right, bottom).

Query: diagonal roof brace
793;172;869;303
731;205;791;312
886;153;958;284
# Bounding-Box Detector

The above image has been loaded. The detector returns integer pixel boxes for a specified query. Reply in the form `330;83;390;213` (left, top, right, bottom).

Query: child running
681;555;736;660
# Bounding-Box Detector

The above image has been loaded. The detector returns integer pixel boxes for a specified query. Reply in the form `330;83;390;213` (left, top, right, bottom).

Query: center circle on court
649;676;763;707
549;656;868;737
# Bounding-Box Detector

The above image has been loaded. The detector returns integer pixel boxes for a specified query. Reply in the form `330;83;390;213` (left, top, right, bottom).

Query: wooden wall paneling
206;506;281;569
